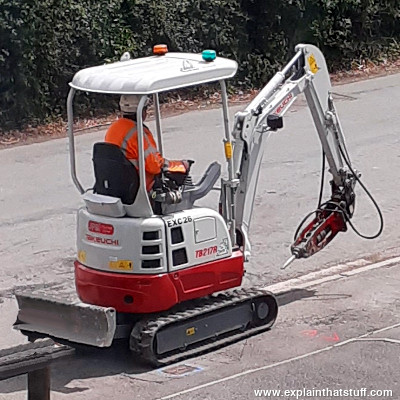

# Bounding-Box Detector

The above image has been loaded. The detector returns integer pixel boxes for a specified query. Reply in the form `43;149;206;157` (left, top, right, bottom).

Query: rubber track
130;287;278;366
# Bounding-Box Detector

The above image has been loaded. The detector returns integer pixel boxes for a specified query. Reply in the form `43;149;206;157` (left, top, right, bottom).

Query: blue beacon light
202;50;216;62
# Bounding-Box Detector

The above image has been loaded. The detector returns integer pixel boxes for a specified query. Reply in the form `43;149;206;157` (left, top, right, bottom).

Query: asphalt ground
0;73;399;399
1;254;399;399
1;73;400;295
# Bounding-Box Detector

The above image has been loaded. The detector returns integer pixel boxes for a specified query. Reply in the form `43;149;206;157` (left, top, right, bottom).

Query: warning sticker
308;54;319;74
186;327;196;336
78;250;86;263
109;260;133;271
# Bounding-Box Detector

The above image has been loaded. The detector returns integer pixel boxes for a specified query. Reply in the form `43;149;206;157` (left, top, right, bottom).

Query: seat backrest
93;142;139;205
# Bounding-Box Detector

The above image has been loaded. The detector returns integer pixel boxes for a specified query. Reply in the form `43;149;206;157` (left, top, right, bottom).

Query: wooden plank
0;339;74;381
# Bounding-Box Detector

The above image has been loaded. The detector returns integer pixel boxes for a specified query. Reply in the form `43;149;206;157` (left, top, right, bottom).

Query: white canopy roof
69;52;238;94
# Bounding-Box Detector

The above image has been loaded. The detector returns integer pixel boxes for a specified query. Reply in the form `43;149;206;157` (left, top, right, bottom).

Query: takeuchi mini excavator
14;44;379;365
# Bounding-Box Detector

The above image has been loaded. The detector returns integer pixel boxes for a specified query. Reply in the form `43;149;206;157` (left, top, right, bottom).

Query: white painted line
333;322;400;348
158;322;400;400
263;256;400;294
360;321;400;336
159;347;332;399
355;338;400;345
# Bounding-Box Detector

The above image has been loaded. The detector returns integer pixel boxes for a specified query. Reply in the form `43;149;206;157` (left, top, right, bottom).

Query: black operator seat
92;142;139;205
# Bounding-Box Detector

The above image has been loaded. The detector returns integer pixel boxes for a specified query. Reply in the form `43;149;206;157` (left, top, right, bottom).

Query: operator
105;94;189;191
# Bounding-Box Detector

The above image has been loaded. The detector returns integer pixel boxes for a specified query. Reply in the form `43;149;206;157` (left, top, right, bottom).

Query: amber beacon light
153;44;168;55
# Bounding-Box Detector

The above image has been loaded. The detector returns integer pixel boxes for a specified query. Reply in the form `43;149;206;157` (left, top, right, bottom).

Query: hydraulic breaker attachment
291;203;347;259
282;158;358;270
290;170;357;260
282;205;348;270
282;182;354;270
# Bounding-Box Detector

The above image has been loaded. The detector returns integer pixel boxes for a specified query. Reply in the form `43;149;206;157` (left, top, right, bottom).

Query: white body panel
163;208;232;272
77;208;168;274
70;52;238;94
77;207;232;275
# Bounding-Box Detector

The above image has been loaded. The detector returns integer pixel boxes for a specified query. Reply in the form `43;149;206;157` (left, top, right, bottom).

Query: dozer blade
14;284;116;348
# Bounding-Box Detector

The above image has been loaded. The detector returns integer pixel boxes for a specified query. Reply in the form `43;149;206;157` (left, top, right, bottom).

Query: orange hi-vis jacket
105;118;164;191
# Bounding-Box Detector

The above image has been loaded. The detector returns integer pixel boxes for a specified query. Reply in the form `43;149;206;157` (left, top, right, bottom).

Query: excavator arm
220;44;358;261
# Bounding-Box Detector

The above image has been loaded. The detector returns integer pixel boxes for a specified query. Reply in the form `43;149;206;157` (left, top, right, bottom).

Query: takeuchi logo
86;234;119;246
276;93;293;114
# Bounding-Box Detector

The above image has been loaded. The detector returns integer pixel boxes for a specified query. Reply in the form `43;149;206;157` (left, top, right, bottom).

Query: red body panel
74;251;244;313
171;251;244;302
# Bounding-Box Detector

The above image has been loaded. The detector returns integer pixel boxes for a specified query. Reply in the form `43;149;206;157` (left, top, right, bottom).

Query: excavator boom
222;44;357;260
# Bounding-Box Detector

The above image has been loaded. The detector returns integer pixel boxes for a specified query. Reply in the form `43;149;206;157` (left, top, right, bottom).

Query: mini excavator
14;44;379;365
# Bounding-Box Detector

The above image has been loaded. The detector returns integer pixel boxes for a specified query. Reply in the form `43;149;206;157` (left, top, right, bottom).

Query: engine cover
76;207;233;275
